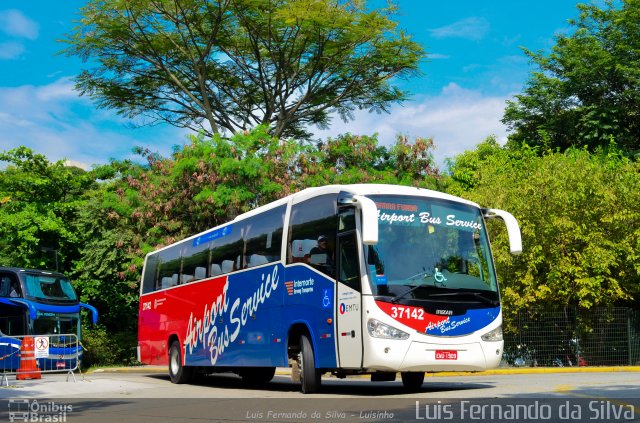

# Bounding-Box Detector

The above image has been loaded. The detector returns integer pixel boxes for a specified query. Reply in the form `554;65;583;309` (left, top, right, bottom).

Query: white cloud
428;53;450;60
35;77;78;101
0;9;39;40
0;78;183;169
428;17;490;41
0;41;25;60
312;83;509;169
0;78;510;172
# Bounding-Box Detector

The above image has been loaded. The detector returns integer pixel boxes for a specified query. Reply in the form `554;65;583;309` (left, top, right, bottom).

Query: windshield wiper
428;290;499;307
390;272;433;303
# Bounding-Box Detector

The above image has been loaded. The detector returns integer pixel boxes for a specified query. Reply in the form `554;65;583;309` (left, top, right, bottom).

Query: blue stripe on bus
182;263;338;369
0;298;81;320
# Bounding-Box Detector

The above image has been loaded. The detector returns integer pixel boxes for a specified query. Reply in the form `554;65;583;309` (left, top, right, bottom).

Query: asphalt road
1;368;639;422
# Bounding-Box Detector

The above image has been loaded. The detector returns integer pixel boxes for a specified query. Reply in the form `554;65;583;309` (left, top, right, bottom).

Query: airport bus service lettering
184;267;279;365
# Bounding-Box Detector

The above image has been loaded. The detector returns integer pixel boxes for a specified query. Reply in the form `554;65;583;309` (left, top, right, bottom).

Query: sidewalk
1;365;639;399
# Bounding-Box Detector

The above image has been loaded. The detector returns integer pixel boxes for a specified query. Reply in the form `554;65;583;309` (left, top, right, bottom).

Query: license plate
435;350;458;360
56;362;66;369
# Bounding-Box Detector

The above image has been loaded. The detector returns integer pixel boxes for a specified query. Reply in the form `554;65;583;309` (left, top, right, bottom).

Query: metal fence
0;333;80;384
502;307;640;367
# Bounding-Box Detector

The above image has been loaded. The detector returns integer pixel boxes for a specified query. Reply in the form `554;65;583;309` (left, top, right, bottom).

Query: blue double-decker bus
0;267;98;372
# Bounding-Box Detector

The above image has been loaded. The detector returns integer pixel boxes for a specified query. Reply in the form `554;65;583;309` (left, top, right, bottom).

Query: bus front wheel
169;341;193;384
401;371;424;391
300;334;321;393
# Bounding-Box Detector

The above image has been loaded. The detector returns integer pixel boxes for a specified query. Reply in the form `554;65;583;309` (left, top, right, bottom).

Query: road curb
424;366;640;377
88;365;640;377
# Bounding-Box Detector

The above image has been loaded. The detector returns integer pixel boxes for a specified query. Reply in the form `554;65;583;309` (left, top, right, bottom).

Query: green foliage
305;133;440;187
0;147;97;271
448;140;640;320
62;0;425;139
82;325;138;368
503;0;640;154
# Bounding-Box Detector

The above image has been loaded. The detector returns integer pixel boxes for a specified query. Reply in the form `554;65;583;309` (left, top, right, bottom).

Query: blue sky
0;1;585;169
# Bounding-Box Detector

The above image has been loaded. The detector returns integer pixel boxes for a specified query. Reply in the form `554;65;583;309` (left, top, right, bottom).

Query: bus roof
237;184;479;220
144;184;481;258
0;267;68;279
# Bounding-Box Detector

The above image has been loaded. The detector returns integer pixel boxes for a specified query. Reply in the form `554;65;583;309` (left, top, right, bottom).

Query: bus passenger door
335;230;363;369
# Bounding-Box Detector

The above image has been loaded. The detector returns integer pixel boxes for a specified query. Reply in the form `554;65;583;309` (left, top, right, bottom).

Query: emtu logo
339;303;358;314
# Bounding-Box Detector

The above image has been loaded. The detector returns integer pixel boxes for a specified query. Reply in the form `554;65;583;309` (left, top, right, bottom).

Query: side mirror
483;209;522;255
337;191;379;245
354;195;378;245
80;302;99;325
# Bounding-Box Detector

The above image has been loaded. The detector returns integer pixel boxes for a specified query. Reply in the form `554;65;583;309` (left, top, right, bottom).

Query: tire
300;334;321;393
169;341;193;384
239;367;276;385
401;371;424;391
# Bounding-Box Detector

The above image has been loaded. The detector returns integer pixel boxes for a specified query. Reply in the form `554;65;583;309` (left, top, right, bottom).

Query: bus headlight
481;325;503;342
367;319;409;340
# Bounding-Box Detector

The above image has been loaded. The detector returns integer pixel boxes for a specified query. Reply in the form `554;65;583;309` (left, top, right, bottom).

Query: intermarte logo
285;281;294;295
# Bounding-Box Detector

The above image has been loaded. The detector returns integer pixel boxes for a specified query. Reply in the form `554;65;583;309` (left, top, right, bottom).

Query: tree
71;127;440;334
0;147;97;271
62;0;425;139
447;140;640;318
503;0;640;154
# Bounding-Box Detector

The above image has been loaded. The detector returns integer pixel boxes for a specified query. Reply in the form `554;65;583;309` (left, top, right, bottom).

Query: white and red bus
138;184;521;393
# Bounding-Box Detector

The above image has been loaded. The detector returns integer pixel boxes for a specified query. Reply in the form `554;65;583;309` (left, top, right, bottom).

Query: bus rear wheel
300;334;321;393
401;372;424;391
169;341;193;384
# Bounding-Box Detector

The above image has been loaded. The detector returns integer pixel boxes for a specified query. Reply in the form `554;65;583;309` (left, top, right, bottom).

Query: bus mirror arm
0;298;98;323
81;303;99;324
0;297;38;320
482;208;523;255
353;195;379;245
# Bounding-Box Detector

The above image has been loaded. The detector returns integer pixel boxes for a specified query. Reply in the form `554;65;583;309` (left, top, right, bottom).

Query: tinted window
338;232;361;291
288;194;338;278
156;245;182;290
22;273;77;303
141;255;159;294
0;313;26;336
142;205;286;294
0;274;16;297
241;206;286;268
181;241;209;284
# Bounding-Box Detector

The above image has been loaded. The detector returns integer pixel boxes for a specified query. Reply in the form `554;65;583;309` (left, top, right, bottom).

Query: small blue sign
193;225;232;246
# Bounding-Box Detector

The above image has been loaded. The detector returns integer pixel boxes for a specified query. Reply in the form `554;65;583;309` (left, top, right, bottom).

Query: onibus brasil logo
7;399;73;422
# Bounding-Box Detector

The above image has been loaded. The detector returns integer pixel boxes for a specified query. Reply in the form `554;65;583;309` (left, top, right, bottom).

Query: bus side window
180;239;209;283
0;273;21;298
338;233;361;292
242;205;286;268
287;194;338;279
157;245;182;290
0;275;11;297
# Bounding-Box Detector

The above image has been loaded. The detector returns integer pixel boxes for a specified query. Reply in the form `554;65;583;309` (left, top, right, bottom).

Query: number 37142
390;306;424;320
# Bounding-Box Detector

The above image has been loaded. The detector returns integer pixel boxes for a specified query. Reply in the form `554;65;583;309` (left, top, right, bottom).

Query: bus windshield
33;313;80;339
366;195;498;300
22;273;77;303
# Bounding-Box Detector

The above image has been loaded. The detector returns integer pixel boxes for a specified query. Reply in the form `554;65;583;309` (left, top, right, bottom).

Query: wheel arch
287;322;314;360
167;333;180;361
